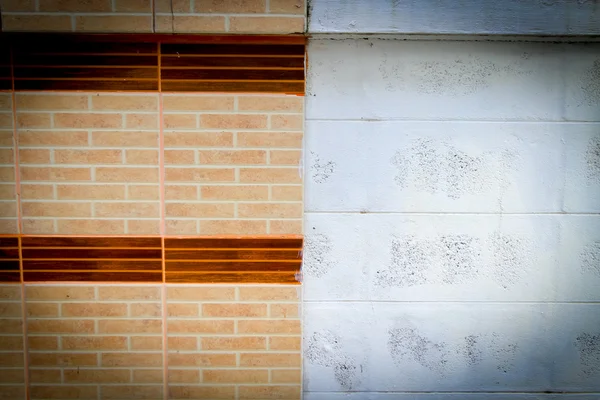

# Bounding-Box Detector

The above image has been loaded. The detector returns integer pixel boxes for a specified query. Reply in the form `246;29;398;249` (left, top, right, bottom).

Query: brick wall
0;0;305;33
0;93;18;233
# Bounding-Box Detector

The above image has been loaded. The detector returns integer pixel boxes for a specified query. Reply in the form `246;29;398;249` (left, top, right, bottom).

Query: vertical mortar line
18;236;30;400
9;44;22;235
151;0;156;33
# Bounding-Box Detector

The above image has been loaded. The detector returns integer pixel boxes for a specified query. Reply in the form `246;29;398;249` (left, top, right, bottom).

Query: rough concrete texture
303;38;600;398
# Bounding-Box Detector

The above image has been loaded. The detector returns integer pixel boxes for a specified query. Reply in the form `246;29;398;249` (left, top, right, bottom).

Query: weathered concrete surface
303;38;600;398
308;0;600;35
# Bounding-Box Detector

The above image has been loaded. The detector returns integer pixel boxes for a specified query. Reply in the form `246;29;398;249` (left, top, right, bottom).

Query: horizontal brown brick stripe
0;235;302;283
0;33;306;94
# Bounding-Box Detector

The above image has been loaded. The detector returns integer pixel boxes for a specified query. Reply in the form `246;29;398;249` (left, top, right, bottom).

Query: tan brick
164;114;197;129
125;150;158;165
99;286;160;300
168;353;235;367
92;131;158;147
167;369;199;383
0;166;15;182
26;285;94;301
163;95;233;111
29;353;97;367
165;203;234;218
18;149;50;164
57;184;125;200
130;336;162;350
270;217;302;233
156;15;227;33
269;0;304;13
230;16;304;33
57;219;124;234
201;185;268;201
55;149;122;164
29;369;61;383
16;94;88;111
21;166;91;181
98;319;162;334
0;133;12;147
0;302;21;317
240;286;299;301
200;219;267;235
102;352;163;367
54;113;122;129
270;303;300;318
271;114;303;130
19;130;88;146
0;0;35;11
154;0;190;13
0;204;17;219
0;94;11;109
270;149;301;165
194;0;265;13
100;385;164;400
128;219;160;234
237;131;301;148
28;319;94;334
238;203;302;218
92;95;157;111
238;95;302;112
22;202;91;217
1;336;24;351
128;185;160;200
132;369;163;383
240;167;300;183
167;303;198;317
201;114;267;129
95;167;158;182
269;336;301;351
64;368;130;383
29;385;98;399
62;336;127;351
199;149;266;165
23;218;55;234
0;286;20;300
168;320;233;334
271;185;302;201
203;303;267;317
125;113;158;129
75;15;152;32
39;0;111;12
202;336;266;351
239;385;301;399
204;369;268;384
0;114;13;130
16;113;51;128
164;150;194;165
131;303;161;317
165;167;234;182
62;302;127;317
165;219;198;234
164;131;233;147
0;148;14;164
240;353;301;367
0;352;24;367
0;184;17;200
167;336;197;351
28;336;57;350
167;286;234;301
0;319;22;334
95;202;159;218
165;185;197;200
26;303;58;317
238;319;300;334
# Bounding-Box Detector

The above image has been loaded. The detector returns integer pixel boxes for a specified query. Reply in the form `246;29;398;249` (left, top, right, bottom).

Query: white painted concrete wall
303;39;600;398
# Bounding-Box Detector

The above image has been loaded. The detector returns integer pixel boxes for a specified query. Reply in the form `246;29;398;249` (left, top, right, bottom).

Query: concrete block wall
303;38;600;397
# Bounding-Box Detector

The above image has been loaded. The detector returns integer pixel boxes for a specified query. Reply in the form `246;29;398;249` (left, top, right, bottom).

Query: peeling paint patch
388;326;449;375
375;235;431;288
575;332;600;377
303;233;335;278
311;151;337;184
585;136;600;182
305;330;360;390
581;241;600;277
489;232;532;289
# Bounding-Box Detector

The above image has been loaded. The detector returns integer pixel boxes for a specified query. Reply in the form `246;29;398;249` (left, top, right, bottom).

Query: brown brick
0;148;14;164
169;386;235;400
20;166;91;181
203;303;267;317
163;95;233;111
29;369;61;383
0;352;24;367
54;113;122;129
194;0;265;13
16;94;88;111
62;303;127;317
165;185;197;200
269;336;301;351
239;286;299;301
29;385;98;399
164;150;195;165
99;286;160;300
204;369;268;384
29;353;98;367
168;320;233;334
238;203;302;218
202;336;266;351
167;336;197;351
1;336;24;351
164;131;233;147
39;0;111;12
95;167;158;182
55;149;123;164
0;302;21;317
57;219;124;234
238;96;302;112
57;184;125;200
168;353;235;367
237;132;301;148
230;16;304;33
132;369;163;383
0;368;25;384
167;303;199;317
126;150;158;165
0;114;13;130
165;167;234;182
98;319;162;334
167;369;199;383
240;353;301;367
16;113;51;128
125;113;158;129
28;319;94;334
0;183;17;200
18;149;50;164
271;114;303;130
115;0;152;11
166;203;234;218
201;114;267;129
26;286;95;301
92;95;157;111
19;130;88;147
0;0;35;11
92;131;158;147
199;150;266;165
130;336;162;350
62;336;128;351
0;167;15;182
0;286;20;300
22;202;91;217
102;352;163;367
270;149;301;165
128;185;160;200
271;185;302;201
240;168;300;184
164;114;197;129
200;220;267;235
154;0;190;13
156;15;227;32
167;286;234;301
201;185;268;201
0;319;21;334
95;202;159;218
28;336;57;350
64;368;130;383
238;385;301;399
99;385;164;400
26;303;58;317
75;15;152;32
131;303;161;317
0;386;26;400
